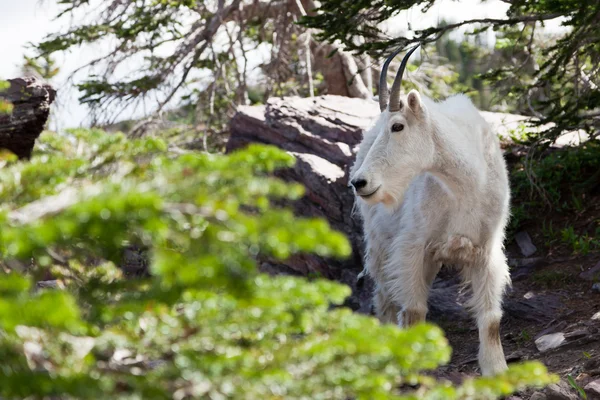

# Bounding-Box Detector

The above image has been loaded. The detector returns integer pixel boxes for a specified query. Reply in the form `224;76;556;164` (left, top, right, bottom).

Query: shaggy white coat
350;90;511;376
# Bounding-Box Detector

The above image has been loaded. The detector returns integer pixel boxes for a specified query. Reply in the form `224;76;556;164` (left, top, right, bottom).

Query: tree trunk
311;42;372;99
0;77;56;159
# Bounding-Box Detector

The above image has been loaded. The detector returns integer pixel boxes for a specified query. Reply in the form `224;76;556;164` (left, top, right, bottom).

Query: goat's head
350;44;434;207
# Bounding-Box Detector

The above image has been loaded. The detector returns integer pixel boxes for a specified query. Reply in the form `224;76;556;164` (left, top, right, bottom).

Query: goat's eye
391;123;404;132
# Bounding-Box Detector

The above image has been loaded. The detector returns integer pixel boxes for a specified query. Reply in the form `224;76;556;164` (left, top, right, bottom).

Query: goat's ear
407;90;422;116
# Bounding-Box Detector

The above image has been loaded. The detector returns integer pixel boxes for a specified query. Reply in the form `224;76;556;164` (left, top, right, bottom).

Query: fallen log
228;95;379;311
0;77;56;159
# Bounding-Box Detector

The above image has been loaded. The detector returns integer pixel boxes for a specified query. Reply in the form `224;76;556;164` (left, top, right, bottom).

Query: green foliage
0;80;13;114
0;129;557;398
567;375;587;400
509;141;600;253
23;54;60;80
511;142;600;217
540;220;600;255
506;123;540;145
559;226;600;255
532;269;575;289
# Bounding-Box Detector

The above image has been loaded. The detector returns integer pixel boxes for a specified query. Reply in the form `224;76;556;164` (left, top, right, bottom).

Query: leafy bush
0;80;13;114
0;129;555;398
509;142;600;242
511;142;600;210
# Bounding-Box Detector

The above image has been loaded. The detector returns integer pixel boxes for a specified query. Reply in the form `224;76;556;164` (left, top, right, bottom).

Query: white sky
0;0;567;129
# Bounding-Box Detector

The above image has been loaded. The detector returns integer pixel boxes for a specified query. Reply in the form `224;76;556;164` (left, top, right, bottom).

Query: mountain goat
350;44;511;376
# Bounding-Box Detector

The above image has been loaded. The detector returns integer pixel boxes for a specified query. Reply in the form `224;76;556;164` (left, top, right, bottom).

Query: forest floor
429;202;600;399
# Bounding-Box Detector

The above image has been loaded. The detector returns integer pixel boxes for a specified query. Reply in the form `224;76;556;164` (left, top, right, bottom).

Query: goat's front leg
373;285;399;324
464;247;510;376
384;243;440;328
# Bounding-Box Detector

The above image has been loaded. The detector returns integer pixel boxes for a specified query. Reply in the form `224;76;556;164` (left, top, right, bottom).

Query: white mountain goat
350;44;511;376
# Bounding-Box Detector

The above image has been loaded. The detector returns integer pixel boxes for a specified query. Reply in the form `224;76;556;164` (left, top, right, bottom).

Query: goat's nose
351;178;368;190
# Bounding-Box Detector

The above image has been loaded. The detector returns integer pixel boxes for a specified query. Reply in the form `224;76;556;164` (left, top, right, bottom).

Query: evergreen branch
414;13;564;43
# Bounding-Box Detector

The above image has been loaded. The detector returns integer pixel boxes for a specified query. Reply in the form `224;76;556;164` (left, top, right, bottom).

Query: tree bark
312;42;372;99
0;77;56;159
227;95;380;313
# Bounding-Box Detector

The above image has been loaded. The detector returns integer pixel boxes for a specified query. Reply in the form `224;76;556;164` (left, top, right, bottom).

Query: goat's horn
378;46;405;112
388;43;420;113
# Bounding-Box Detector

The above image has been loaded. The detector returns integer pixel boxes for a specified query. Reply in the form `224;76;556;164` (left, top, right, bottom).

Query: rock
530;392;547;400
585;379;600;399
509;257;544;268
121;245;150;277
506;396;523;400
535;332;565;352
515;231;537;257
428;276;470;321
504;293;562;323
593;283;600;293
510;257;545;281
592;311;600;321
580;261;600;281
585;357;600;372
36;280;61;289
0;77;56;159
545;380;579;400
506;349;527;362
535;321;568;340
564;328;589;340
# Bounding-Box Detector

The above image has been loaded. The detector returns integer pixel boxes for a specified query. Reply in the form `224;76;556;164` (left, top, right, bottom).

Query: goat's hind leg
463;247;510;376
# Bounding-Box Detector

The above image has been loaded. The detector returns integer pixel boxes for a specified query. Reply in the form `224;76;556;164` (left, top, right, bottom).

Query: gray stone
545;380;579;400
515;231;537;257
580;262;600;281
564;328;590;340
530;392;547;400
535;332;565;352
508;257;544;268
593;283;600;293
585;379;600;400
36;280;60;289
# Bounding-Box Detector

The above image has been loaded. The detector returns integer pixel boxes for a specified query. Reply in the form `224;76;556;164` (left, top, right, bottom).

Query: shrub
0;129;555;398
0;80;14;114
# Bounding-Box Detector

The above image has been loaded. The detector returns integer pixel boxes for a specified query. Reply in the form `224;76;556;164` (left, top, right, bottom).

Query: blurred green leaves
0;80;13;114
0;129;555;398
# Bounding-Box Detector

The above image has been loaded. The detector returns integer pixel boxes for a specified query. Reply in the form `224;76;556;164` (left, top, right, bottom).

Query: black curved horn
378;46;405;112
388;43;420;113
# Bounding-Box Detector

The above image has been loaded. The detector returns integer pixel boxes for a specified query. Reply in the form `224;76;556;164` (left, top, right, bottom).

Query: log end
0;77;57;159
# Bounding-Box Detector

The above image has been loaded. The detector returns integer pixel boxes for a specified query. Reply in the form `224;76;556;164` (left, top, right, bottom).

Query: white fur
350;91;511;376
